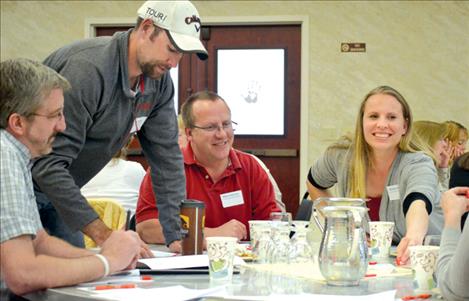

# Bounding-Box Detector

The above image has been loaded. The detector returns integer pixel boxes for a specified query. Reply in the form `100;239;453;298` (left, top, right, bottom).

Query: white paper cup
206;237;238;282
369;221;394;258
409;245;439;291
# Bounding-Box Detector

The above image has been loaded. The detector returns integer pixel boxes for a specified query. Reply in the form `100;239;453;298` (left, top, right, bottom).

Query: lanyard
139;74;145;94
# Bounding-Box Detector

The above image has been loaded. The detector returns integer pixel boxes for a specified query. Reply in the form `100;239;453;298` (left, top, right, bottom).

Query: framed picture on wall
217;49;285;136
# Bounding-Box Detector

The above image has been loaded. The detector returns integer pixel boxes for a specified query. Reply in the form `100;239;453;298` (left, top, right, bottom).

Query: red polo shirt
136;144;279;231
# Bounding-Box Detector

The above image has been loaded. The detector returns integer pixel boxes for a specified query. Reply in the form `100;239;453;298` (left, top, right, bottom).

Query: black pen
125;210;131;231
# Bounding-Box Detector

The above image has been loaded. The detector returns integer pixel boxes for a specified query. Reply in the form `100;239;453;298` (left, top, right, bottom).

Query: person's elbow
2;236;52;295
4;272;29;296
136;219;165;244
3;268;49;296
307;181;327;200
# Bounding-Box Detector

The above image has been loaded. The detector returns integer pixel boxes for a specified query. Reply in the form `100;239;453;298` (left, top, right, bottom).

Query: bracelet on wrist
94;254;110;277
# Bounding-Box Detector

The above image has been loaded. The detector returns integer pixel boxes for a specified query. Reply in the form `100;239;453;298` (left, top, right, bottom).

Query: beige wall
2;1;468;178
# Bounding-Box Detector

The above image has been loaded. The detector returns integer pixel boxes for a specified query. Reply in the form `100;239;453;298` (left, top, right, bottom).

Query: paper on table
89;248;176;258
366;263;412;278
88;285;226;301
138;254;245;270
152;250;177;257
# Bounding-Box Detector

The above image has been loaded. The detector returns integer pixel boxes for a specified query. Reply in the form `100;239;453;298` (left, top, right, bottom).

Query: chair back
84;198;126;248
128;214;136;231
294;192;313;221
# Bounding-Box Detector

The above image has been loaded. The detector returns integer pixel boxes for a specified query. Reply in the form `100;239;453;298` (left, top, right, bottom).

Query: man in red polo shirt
136;91;279;245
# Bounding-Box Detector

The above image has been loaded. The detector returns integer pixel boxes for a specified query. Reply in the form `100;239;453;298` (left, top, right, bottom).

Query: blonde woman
444;120;468;161
413;120;451;191
307;86;443;264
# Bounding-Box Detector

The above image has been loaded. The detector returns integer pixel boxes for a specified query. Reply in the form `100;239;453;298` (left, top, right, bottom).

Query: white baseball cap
137;0;208;60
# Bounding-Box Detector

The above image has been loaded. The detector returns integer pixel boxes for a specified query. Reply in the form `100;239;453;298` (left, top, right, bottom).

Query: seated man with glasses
135;91;280;245
0;59;140;297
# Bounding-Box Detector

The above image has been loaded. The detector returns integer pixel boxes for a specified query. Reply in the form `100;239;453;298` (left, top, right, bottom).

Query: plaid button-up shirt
0;129;42;244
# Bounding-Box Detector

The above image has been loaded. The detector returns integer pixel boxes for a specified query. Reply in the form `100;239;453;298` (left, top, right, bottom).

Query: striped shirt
0;129;42;244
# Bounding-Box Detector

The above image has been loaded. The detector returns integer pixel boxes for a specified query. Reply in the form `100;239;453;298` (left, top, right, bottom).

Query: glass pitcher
318;205;368;286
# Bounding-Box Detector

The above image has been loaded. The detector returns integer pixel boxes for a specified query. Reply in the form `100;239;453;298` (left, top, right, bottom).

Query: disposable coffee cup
180;199;205;255
409;245;439;291
369;221;394;258
206;237;237;282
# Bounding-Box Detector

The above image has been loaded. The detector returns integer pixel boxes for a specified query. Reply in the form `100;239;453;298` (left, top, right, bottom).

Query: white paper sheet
138;254;245;270
89;285;226;301
152;250;177;257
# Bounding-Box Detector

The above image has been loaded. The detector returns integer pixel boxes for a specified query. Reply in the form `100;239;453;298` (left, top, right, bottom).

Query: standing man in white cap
32;0;208;254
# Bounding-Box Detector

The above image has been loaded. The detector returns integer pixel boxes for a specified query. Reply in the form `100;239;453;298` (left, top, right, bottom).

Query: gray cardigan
436;224;469;301
32;30;185;244
309;148;443;241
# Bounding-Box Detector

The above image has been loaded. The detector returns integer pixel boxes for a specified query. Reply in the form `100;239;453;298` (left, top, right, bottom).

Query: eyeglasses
192;121;237;133
30;110;64;122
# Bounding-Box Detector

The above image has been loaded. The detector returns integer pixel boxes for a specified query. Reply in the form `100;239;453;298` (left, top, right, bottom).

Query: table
23;257;441;301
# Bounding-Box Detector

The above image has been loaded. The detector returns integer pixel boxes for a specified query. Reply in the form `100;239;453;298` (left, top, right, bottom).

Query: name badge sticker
386;185;400;201
220;190;244;208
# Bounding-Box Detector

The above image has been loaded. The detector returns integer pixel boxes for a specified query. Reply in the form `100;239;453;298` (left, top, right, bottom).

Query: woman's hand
441;187;469;229
396;236;421;265
438;139;452;168
396;200;428;265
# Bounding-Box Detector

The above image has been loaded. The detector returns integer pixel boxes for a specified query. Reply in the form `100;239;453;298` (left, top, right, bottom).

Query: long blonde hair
444;120;468;152
412;120;447;165
333;86;426;198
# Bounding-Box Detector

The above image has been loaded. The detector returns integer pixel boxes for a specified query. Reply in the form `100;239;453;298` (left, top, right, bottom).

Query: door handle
242;149;297;157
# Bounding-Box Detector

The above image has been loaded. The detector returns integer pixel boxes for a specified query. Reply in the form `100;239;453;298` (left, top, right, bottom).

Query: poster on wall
217;49;285;136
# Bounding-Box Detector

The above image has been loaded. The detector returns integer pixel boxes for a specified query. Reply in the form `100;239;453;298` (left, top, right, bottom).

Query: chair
128;213;136;231
294;191;313;221
84;198;126;248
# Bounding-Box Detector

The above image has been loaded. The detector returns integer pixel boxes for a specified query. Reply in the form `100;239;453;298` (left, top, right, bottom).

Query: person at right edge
306;86;443;265
435;152;469;301
32;0;208;254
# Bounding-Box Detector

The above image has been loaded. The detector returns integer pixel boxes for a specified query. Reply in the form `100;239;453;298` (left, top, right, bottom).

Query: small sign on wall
341;43;366;52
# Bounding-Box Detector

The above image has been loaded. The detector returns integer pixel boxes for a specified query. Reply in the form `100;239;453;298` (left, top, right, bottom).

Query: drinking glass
267;221;291;263
289;220;313;263
248;220;271;248
270;212;292;223
252;225;271;264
